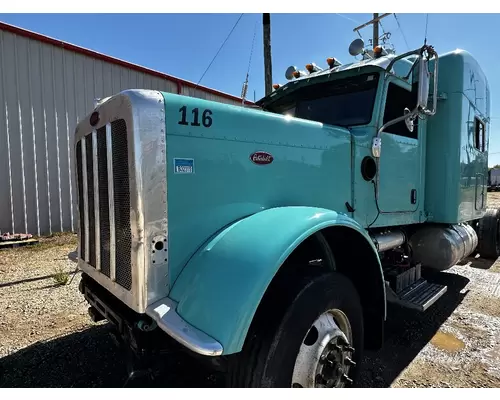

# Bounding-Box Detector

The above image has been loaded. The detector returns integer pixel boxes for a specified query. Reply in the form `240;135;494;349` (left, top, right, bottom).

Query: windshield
264;73;380;127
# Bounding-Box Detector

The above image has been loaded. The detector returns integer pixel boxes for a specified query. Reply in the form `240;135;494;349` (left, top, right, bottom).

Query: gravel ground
1;195;500;388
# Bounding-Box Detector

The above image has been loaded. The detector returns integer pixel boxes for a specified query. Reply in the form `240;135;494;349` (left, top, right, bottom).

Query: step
386;278;448;312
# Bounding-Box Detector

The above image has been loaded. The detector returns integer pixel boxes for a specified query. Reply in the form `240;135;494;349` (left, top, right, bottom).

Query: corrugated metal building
0;21;251;236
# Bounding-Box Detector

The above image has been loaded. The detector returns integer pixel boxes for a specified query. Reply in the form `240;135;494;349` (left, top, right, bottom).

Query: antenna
241;81;248;104
242;19;258;104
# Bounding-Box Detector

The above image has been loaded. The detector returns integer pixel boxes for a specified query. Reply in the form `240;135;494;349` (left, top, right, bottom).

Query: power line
195;13;244;88
335;13;360;25
245;19;258;79
379;19;386;35
334;14;363;38
393;13;410;51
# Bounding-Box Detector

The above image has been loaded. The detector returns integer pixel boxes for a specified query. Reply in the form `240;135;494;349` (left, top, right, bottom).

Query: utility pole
353;13;392;47
263;13;273;97
373;13;379;47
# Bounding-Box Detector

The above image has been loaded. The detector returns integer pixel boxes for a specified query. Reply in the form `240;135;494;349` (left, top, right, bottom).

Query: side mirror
417;57;431;110
404;107;415;132
372;45;438;159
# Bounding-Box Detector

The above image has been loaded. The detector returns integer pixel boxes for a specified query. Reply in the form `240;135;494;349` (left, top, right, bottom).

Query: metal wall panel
0;28;244;235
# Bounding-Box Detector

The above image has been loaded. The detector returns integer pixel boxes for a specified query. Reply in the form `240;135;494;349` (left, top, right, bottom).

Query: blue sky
1;13;500;165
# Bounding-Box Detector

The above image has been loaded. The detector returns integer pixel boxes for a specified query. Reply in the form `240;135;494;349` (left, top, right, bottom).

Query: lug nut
342;374;353;384
345;357;357;367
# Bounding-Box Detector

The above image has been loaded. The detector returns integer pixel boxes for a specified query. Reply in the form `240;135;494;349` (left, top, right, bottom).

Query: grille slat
86;134;96;268
112;119;132;291
106;123;116;282
92;130;101;271
76;119;132;291
76;141;85;259
97;127;111;277
82;138;89;262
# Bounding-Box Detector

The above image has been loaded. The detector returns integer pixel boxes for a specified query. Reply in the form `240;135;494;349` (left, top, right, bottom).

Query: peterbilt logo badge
250;151;274;165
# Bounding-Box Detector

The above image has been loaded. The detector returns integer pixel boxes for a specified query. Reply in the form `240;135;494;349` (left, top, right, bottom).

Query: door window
383;82;418;139
474;117;485;152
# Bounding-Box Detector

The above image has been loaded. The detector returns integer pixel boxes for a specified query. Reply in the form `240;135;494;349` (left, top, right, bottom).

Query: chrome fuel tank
408;223;478;271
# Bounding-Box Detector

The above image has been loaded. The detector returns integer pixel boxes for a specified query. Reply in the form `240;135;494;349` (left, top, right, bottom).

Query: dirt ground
1;196;500;388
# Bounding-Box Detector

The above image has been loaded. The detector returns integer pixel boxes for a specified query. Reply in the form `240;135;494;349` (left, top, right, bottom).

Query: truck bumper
146;299;223;356
79;273;223;357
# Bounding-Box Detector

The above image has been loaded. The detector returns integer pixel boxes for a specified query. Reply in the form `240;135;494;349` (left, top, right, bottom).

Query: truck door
376;78;422;213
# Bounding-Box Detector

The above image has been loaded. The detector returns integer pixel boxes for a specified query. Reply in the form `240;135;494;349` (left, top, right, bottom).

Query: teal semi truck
73;38;499;388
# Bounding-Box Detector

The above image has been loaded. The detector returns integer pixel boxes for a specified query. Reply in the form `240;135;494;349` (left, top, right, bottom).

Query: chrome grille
111;120;132;290
97;126;111;277
76;119;132;291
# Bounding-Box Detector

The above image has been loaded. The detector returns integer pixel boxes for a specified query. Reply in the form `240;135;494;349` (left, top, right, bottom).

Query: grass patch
53;266;70;285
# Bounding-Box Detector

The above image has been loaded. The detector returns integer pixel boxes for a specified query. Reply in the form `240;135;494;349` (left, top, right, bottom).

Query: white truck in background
488;168;500;191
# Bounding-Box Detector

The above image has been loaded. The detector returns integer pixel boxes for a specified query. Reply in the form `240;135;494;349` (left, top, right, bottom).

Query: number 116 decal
178;106;213;128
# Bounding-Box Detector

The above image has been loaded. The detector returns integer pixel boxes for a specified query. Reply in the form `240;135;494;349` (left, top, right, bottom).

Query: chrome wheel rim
291;309;355;388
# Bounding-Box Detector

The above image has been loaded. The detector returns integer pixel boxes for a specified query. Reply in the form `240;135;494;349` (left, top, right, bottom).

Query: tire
478;208;500;260
228;271;364;388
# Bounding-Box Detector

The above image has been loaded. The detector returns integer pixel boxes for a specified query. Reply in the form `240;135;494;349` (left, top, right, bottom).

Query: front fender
168;206;383;355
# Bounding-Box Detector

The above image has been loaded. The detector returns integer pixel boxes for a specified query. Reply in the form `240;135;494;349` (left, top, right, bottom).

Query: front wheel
228;271;364;388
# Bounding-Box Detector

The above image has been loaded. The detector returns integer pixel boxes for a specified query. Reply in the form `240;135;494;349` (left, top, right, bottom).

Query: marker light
293;70;308;78
326;57;337;68
272;83;281;90
305;63;322;73
373;46;383;58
